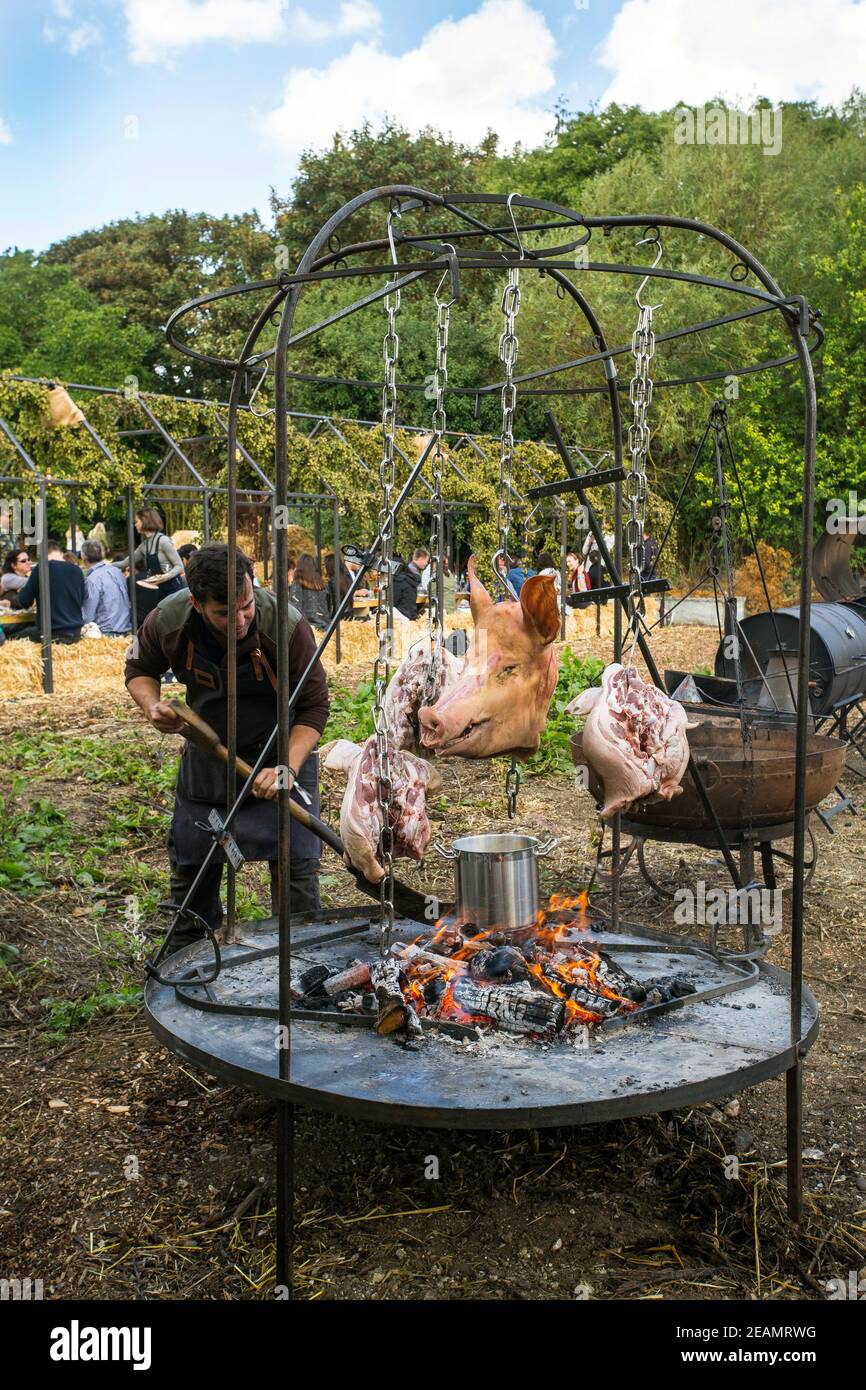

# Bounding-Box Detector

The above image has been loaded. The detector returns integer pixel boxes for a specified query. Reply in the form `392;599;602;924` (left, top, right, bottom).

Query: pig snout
417;704;447;748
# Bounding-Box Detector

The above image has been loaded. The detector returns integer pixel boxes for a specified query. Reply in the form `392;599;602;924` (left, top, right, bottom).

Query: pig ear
467;554;492;622
520;574;560;645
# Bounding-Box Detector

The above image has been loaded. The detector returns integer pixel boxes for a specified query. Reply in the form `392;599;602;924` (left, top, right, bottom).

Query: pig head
417;556;560;758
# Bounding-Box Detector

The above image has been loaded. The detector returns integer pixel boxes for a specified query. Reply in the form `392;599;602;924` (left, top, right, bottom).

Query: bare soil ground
1;627;864;1301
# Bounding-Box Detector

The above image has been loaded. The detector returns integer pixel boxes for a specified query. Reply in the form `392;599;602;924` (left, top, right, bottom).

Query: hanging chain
498;264;522;819
625;234;661;648
424;268;453;705
373;256;400;955
497;266;520;577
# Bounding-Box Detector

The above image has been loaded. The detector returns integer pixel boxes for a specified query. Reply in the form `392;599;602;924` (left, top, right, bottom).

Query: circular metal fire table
145;910;818;1130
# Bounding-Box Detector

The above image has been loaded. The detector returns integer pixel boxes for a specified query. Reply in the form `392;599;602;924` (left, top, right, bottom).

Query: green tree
270;120;495;262
0;251;151;385
42;211;277;396
491;102;665;207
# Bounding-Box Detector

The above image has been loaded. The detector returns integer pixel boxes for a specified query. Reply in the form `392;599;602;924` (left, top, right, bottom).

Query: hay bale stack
0;636;131;699
0;638;44;698
286;525;316;560
171;529;202;550
317;610;473;669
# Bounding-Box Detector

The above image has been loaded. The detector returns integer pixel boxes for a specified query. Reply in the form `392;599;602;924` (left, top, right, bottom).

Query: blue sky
1;0;863;252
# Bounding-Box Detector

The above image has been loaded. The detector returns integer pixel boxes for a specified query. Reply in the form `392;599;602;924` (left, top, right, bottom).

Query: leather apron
170;624;321;867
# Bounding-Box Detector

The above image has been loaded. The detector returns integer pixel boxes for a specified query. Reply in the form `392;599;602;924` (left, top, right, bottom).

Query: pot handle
433;841;458;859
695;758;722;790
534;835;558;857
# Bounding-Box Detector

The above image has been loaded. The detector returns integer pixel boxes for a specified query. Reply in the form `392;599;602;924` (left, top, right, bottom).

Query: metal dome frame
158;187;822;1293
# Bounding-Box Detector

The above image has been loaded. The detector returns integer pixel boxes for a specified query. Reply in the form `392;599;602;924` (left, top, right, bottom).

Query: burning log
370;957;409;1035
297;964;331;1000
546;948;640;1004
468;945;530;983
392;942;470;975
402;1003;424;1049
324;961;372;997
449;977;564;1036
559;981;625;1019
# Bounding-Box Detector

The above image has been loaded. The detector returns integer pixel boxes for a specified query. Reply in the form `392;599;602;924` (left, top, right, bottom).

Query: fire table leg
276;1099;294;1296
786;1063;803;1222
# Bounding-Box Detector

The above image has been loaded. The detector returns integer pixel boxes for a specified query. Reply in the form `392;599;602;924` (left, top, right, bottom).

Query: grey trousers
166;827;321;950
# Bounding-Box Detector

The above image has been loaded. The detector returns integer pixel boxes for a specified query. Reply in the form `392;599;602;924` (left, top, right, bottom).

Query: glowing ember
393;892;638;1038
293;891;695;1044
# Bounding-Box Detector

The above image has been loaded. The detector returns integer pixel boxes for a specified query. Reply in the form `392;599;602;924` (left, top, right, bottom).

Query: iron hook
506;191;525;261
248;360;273;417
434;242;460;308
634;231;664;310
386;204;402;277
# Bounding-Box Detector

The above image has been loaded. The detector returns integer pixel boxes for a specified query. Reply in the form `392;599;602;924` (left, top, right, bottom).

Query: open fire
293;894;696;1047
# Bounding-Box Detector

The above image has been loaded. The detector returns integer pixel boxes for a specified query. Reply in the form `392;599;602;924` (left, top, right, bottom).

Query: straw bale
0;636;131;699
170;529;202;550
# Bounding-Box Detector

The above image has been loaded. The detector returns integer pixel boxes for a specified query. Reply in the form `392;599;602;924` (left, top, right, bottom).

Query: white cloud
43;1;102;55
293;1;381;43
66;21;101;53
260;0;556;159
0;115;13;145
125;0;289;65
598;0;866;109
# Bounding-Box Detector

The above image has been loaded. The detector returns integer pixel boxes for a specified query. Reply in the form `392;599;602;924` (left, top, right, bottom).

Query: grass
324;677;376;744
526;648;604;777
40;979;143;1043
0;777;72;892
4;731;178;796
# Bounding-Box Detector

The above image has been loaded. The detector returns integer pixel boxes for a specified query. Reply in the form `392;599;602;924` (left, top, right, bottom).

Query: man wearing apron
124;544;329;949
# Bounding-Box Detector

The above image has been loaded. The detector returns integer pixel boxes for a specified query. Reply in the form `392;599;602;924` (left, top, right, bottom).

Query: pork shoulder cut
568;662;694;820
326;736;443;883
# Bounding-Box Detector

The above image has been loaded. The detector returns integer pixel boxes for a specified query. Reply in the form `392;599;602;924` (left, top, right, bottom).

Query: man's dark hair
46;538;62;553
177;543;198;562
186;544;254;605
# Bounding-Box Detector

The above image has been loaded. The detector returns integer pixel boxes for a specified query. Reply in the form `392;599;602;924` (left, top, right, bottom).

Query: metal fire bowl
144;910;818;1130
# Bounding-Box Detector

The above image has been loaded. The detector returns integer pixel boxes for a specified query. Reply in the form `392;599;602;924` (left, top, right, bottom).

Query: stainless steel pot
434;832;557;933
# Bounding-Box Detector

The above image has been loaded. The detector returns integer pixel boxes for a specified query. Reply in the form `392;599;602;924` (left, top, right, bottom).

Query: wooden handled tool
172;702;337;850
170;701;446;923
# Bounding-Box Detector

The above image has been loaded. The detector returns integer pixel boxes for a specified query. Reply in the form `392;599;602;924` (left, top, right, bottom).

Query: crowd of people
0;509;197;648
1;504;659;650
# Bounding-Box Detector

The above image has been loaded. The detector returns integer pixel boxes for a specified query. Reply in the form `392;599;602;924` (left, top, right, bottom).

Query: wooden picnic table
0;609;33;628
350;594;428;611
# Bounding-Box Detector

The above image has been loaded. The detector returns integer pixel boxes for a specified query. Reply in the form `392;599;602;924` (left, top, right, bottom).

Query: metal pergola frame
0;409;91;693
4;372;587;653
